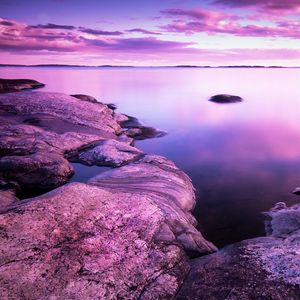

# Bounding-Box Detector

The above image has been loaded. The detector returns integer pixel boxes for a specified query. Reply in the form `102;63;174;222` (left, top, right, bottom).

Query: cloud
0;20;14;26
27;23;76;30
78;27;123;36
160;7;300;39
83;36;193;52
212;0;300;11
127;28;161;35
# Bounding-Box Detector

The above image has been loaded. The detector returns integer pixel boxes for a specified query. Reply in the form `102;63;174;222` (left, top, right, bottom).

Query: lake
1;66;300;247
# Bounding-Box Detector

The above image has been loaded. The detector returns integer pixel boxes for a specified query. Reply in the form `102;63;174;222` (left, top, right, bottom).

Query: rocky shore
0;79;299;299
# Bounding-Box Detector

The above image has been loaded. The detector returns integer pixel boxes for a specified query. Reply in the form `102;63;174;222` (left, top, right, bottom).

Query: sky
1;0;300;66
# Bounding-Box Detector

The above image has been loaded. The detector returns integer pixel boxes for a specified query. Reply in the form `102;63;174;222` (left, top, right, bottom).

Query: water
2;66;300;247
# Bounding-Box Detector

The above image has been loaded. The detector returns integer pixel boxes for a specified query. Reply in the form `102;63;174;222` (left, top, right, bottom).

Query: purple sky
1;0;300;66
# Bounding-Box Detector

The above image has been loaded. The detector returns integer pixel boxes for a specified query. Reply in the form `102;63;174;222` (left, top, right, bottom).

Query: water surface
2;66;300;247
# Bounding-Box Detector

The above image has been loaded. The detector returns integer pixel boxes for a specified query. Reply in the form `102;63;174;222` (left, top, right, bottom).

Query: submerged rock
175;202;300;300
209;94;243;103
0;78;45;93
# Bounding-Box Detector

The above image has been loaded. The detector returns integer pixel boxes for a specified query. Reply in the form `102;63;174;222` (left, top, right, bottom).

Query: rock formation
0;79;216;299
175;202;300;300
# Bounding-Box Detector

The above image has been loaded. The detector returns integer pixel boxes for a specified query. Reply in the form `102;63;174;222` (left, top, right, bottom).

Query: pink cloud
213;0;300;11
160;7;300;39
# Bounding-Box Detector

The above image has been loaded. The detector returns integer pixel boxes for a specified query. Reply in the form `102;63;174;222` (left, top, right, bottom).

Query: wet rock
77;139;144;167
175;202;300;300
292;187;300;195
71;94;98;103
89;155;217;257
0;78;45;93
125;126;167;140
209;94;243;103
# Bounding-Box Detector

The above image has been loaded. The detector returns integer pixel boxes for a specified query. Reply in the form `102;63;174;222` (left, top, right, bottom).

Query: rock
71;94;98;104
77;139;144;167
209;94;243;103
114;113;129;123
292;187;300;195
125;126;167;140
89;155;217;257
107;103;117;110
0;174;214;298
0;78;45;93
0;183;19;211
175;202;300;300
0;152;74;189
0;92;121;134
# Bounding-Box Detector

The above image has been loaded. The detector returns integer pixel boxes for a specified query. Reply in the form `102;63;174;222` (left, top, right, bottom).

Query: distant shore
0;64;298;68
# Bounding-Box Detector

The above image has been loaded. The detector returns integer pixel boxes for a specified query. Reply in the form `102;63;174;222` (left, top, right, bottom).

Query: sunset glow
1;0;300;66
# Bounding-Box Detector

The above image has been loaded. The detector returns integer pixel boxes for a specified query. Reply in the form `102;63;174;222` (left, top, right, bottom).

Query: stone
175;202;300;300
0;152;74;189
209;94;243;103
89;155;217;257
0;78;45;93
124;127;167;140
77;139;144;167
71;94;98;103
0;91;121;134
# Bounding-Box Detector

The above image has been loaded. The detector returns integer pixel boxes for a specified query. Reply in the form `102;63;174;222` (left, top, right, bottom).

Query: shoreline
0;79;299;299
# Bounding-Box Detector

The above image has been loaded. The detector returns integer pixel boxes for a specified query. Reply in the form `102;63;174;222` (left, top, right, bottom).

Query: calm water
2;66;300;247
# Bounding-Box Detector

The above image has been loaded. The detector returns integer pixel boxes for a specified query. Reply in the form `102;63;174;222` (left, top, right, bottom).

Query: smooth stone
0;78;45;93
175;202;300;300
77;139;144;167
89;154;217;257
209;94;243;103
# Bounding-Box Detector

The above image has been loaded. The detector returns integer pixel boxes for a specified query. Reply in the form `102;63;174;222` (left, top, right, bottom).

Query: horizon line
0;64;299;68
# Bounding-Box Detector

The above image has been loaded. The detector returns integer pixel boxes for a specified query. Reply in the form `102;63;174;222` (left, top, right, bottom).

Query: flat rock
0;91;121;134
176;202;300;300
209;94;243;103
77;139;144;167
89;155;217;257
0;78;45;93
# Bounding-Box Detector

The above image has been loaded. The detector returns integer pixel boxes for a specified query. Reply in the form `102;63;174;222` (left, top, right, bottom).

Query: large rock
175;202;300;300
89;155;217;257
0;91;121;134
0;154;216;299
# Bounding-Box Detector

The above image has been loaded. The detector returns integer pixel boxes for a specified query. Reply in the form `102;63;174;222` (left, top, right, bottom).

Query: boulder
0;78;45;93
89;155;217;257
77;139;144;167
175;202;300;300
0;154;216;299
209;94;243;103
